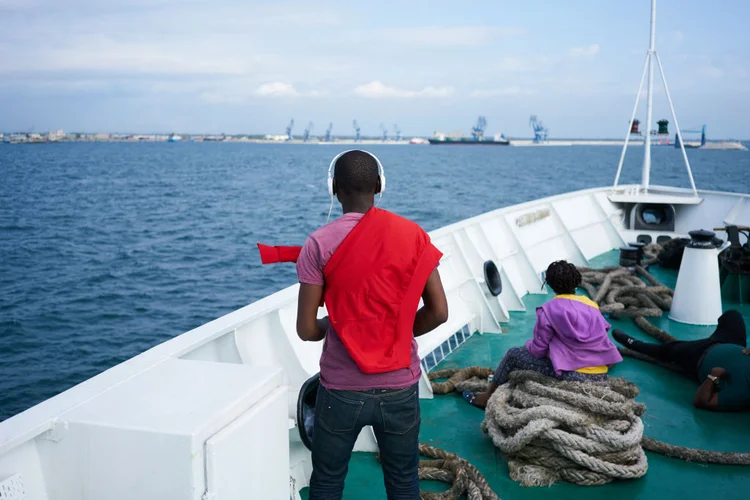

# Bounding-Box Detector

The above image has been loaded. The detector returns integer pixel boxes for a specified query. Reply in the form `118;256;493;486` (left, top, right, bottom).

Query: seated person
464;260;623;409
613;310;750;411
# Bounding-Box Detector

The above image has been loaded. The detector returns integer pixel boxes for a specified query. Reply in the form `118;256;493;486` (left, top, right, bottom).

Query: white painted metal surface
642;0;656;190
670;244;725;326
0;473;25;500
205;388;288;500
0;184;746;500
38;359;284;500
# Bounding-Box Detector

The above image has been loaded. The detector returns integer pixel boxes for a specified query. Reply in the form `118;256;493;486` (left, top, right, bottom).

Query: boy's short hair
334;150;380;195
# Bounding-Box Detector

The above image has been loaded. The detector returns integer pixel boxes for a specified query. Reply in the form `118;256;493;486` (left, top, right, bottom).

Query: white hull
1;184;748;500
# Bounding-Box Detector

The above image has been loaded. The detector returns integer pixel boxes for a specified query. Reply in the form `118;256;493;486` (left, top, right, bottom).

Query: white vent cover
0;474;25;500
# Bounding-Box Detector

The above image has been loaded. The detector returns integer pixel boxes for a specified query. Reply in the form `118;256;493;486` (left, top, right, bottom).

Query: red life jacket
257;243;302;264
322;207;443;374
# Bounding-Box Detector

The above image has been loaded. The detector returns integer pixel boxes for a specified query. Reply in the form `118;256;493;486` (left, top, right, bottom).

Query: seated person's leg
492;346;558;385
464;346;558;409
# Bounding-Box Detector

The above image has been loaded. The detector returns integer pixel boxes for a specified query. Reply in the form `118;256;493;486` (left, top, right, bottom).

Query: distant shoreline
3;137;748;148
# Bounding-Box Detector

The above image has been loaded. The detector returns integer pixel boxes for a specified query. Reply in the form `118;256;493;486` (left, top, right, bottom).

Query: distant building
47;130;65;141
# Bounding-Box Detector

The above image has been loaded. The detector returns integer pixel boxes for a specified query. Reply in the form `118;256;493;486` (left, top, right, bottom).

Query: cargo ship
428;116;511;145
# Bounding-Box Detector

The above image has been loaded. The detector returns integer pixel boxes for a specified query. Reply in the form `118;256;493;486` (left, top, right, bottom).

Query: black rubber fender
297;373;320;451
483;260;503;296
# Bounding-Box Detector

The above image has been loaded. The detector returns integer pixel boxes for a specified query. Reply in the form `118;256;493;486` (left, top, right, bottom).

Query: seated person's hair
334;151;380;195
545;260;582;295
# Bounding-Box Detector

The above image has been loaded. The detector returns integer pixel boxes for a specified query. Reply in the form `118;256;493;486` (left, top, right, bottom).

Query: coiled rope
430;367;750;488
577;265;676;343
418;444;499;500
429;367;494;394
481;370;648;486
422;263;750;491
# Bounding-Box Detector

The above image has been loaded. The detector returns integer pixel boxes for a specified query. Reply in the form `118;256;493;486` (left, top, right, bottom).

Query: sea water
1;142;748;420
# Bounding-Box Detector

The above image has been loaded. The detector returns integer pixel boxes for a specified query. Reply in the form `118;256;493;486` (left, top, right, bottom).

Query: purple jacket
525;295;623;374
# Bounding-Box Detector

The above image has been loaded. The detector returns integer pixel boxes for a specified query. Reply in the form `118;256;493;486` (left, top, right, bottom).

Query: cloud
353;81;454;98
470;87;533;97
570;44;600;57
256;82;300;98
382;26;525;48
201;81;324;103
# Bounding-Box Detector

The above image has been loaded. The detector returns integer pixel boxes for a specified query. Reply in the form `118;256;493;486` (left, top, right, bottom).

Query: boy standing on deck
295;150;449;500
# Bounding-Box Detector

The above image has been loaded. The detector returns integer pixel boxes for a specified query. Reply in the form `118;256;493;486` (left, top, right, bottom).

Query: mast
612;0;697;196
641;0;656;192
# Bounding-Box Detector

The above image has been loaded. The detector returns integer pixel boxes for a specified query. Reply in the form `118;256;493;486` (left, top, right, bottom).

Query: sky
1;0;748;139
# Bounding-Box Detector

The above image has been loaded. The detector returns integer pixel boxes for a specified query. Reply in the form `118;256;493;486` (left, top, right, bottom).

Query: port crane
471;116;487;141
529;115;549;143
394;124;402;141
285;119;294;141
303;122;314;142
380;124;388;142
324;123;333;142
353;120;361;142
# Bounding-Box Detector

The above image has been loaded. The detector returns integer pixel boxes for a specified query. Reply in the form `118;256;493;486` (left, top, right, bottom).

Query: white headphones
327;149;386;197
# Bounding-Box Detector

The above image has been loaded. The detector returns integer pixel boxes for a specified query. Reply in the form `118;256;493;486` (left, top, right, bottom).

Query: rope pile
420;262;750;491
577;265;676;344
429;367;493;394
418;444;499;500
429;368;750;489
481;370;648;486
641;242;662;266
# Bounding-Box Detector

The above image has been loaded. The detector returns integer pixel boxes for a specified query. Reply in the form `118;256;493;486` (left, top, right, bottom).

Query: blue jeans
308;383;420;500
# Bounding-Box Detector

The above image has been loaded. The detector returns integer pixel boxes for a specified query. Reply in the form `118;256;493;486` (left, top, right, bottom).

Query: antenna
613;0;697;195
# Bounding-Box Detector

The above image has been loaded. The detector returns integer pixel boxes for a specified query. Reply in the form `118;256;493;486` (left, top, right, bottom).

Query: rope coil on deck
429;367;750;487
577;265;677;344
418;444;499;500
421;263;750;491
480;370;648;486
429;367;494;394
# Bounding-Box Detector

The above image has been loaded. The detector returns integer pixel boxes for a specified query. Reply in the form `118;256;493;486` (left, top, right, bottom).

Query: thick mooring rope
429;367;494;394
577;265;676;343
418;444;499;500
641;437;750;465
430;367;750;482
642;242;662;267
481;370;648;486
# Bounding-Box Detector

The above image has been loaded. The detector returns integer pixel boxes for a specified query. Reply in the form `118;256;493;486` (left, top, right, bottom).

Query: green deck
301;252;750;499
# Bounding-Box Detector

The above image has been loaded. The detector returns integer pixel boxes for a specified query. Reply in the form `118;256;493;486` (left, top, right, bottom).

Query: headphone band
327;149;386;197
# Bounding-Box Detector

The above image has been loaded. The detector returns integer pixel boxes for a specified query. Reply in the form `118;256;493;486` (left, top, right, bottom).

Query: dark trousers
628;336;745;381
625;309;746;380
308;383;420;500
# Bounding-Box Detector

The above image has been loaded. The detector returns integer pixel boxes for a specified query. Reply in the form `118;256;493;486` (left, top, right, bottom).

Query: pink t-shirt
296;212;422;391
